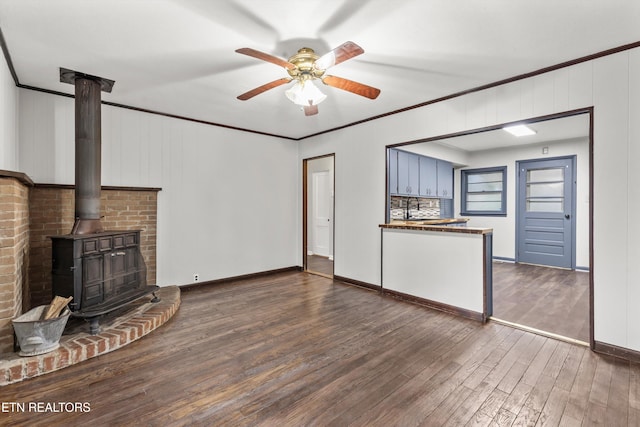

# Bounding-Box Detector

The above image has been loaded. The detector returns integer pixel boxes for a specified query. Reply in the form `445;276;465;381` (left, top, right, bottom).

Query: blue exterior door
516;157;576;269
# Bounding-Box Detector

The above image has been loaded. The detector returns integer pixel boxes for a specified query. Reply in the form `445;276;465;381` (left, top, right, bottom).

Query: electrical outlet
193;273;199;282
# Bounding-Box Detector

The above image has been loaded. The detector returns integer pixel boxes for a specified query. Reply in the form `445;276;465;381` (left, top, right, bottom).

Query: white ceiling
433;113;590;153
1;0;638;140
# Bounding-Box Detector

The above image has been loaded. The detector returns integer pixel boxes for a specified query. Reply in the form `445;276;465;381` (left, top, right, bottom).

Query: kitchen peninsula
380;221;493;322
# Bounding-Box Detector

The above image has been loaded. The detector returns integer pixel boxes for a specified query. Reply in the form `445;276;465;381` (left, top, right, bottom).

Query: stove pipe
60;68;115;234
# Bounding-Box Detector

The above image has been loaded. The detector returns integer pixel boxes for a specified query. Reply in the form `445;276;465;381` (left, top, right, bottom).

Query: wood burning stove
50;69;158;335
51;230;157;334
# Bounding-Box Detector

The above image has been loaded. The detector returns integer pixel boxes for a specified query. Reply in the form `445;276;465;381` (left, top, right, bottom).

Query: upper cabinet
419;156;437;197
397;150;420;196
389;148;399;195
436;159;453;198
389;149;453;199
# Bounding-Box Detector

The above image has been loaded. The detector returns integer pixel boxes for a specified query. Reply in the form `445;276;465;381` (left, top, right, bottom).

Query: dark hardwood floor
492;262;590;343
3;271;637;426
306;254;333;277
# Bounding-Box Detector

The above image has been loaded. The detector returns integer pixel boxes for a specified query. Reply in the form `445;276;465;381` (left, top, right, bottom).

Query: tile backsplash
390;196;441;219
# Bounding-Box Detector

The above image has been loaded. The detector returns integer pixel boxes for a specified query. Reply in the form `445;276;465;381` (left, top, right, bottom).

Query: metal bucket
12;305;71;356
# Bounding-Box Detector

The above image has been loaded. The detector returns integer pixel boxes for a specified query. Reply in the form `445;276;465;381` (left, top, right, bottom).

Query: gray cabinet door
419;156;437;197
397;150;420;196
389;149;399;195
437;160;453;199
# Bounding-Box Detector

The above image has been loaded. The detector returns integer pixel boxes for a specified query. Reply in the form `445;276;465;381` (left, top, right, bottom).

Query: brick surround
28;185;159;307
0;285;180;386
0;177;30;354
0;170;161;355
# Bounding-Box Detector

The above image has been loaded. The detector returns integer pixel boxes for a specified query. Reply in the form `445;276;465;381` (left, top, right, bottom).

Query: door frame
384;107;593;349
303;154;335;276
515;155;577;269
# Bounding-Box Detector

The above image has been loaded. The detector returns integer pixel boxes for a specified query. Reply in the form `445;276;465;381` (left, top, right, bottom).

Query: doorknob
565;214;570;219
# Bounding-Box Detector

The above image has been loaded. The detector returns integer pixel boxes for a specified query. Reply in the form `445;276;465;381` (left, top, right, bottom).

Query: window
461;166;507;216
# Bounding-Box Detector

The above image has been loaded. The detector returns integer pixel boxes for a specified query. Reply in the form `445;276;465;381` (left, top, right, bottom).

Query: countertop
390;218;470;225
380;218;492;235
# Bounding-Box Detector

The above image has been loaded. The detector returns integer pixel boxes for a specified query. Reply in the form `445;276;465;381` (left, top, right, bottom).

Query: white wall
298;47;640;352
17;89;301;286
383;229;486;314
0;51;17;170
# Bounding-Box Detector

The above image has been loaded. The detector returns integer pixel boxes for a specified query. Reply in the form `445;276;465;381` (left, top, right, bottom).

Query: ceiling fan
235;41;380;116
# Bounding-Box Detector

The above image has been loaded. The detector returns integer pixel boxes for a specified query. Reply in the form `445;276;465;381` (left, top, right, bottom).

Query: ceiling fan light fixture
285;80;327;106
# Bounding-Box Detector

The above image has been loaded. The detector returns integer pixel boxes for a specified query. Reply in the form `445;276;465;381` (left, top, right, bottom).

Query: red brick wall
28;186;159;308
0;178;29;354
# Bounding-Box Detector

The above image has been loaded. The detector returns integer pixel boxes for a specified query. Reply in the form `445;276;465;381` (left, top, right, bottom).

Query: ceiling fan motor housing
287;48;325;81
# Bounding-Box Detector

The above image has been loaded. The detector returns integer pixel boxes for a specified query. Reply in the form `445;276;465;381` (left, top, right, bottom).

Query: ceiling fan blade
315;41;364;70
303;100;319;116
322;75;381;99
237;78;292;101
235;48;296;70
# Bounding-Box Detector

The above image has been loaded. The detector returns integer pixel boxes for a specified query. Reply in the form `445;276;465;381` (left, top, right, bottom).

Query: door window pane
527;182;563;198
526;167;564;212
528;168;563;182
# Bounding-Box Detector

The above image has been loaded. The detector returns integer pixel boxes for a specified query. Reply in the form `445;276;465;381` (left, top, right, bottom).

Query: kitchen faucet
405;197;420;219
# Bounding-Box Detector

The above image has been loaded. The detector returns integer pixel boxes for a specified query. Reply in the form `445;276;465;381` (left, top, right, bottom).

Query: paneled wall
17;90;300;288
298;47;640;352
0;50;17;170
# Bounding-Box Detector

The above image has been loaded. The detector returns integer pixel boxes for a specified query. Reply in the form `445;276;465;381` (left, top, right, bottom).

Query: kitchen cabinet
388;148;398;195
397;150;420;196
419;156;437;197
389;149;453;199
436;160;453;199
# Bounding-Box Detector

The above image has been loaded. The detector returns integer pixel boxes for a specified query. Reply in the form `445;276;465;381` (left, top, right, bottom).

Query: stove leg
150;291;160;303
88;317;100;335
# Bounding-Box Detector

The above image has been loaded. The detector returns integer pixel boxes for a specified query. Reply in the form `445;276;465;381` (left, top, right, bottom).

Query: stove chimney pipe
60;68;115;234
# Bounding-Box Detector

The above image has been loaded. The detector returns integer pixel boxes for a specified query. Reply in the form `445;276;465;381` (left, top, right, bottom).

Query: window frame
460;166;507;216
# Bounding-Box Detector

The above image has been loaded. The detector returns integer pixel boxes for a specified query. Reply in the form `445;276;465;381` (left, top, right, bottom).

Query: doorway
384;111;592;346
492;119;590;345
303;154;335;278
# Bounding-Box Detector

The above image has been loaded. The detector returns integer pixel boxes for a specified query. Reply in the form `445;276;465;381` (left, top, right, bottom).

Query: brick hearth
0;286;179;386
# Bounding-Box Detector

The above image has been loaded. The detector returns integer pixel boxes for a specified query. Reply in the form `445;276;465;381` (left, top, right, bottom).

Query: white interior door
312;170;332;257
